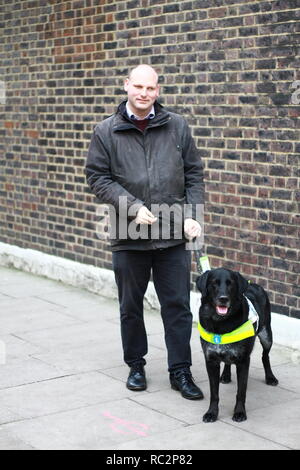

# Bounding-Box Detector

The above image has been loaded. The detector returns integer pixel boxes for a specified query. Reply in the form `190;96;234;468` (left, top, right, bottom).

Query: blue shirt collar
126;101;155;121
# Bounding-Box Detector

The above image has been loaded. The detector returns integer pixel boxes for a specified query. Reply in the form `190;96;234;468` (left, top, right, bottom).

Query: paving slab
0;427;34;450
0;297;80;334
2;399;186;450
34;288;119;323
32;341;166;375
105;421;288;451
0;357;66;390
0;266;299;450
0;333;44;363
129;376;299;426
0;407;22;426
251;362;300;396
0;271;74;298
17;318;122;351
0;372;136;420
222;399;300;450
104;354;206;394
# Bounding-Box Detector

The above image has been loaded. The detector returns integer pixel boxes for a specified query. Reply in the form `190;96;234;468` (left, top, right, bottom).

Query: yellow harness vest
198;320;255;345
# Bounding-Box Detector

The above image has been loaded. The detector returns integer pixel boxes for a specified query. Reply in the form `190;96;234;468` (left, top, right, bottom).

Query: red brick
208;7;227;18
4;122;14;129
26;130;39;139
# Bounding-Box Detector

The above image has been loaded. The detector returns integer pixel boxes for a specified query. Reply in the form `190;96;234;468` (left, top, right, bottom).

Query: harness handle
194;249;203;274
194;249;211;274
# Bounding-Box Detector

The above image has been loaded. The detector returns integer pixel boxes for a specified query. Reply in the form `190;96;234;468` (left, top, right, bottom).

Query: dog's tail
264;292;272;322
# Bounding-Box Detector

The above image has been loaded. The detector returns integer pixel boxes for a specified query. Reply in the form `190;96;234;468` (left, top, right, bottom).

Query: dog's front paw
232;411;247;422
203;411;218;423
266;376;278;386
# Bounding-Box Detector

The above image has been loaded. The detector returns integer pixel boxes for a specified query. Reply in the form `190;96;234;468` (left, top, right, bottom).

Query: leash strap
194;250;210;274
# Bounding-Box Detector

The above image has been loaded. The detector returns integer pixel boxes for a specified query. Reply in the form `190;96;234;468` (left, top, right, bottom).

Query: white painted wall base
0;241;299;351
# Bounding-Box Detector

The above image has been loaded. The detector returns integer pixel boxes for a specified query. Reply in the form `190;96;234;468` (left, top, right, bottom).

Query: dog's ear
196;270;211;297
234;272;249;296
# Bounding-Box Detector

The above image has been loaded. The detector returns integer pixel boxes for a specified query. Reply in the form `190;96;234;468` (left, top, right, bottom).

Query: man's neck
126;102;155;121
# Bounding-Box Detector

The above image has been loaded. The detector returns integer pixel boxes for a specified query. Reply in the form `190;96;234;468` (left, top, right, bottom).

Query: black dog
197;268;278;423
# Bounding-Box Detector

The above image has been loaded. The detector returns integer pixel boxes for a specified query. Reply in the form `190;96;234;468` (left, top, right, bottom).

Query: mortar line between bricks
5;4;298;21
93;28;300;43
21;135;300;143
26;116;300;126
1;74;295;85
50;16;300;32
16;113;299;125
13;88;296;95
109;31;300;48
4;36;296;63
2;36;299;54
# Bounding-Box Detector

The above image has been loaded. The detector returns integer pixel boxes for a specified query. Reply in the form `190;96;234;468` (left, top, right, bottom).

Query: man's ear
196;270;211;297
124;78;130;92
234;272;249;296
156;83;160;98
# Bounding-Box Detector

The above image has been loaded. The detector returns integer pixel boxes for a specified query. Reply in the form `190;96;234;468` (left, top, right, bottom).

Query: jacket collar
125;101;155;121
113;100;170;131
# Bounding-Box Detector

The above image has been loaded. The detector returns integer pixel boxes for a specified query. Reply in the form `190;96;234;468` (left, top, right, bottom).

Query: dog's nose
218;296;229;304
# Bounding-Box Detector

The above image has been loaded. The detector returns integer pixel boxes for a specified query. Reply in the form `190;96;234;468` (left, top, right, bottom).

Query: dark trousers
112;243;193;372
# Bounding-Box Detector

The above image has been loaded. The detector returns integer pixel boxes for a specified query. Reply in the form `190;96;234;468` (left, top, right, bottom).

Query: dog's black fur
197;268;278;423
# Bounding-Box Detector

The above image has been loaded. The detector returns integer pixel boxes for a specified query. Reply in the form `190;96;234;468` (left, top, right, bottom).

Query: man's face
124;67;160;118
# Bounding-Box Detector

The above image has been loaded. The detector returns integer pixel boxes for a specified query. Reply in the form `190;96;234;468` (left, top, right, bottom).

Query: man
86;65;205;399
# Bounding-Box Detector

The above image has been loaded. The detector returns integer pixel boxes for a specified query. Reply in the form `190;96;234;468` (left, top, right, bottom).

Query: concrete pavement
0;265;299;450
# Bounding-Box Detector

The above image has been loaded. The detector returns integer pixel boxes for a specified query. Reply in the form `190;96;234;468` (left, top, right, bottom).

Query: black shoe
126;364;147;391
170;368;204;400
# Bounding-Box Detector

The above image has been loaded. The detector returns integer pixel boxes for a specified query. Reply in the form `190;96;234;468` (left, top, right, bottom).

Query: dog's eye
226;280;232;286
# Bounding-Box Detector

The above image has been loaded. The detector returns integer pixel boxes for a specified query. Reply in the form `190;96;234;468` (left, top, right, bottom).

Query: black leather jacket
86;101;205;251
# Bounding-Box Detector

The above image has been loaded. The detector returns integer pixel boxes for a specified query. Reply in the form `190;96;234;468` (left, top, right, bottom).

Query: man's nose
140;87;147;96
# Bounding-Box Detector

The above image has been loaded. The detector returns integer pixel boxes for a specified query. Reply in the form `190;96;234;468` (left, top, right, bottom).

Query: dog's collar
198;320;255;345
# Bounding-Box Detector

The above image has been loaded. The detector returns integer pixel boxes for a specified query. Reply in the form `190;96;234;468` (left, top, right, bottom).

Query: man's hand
135;206;158;225
184;218;202;241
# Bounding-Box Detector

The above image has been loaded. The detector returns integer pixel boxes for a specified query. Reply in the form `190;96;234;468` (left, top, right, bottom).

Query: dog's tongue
216;306;228;315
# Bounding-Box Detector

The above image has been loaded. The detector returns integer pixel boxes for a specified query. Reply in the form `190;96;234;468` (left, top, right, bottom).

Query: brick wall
0;0;299;318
